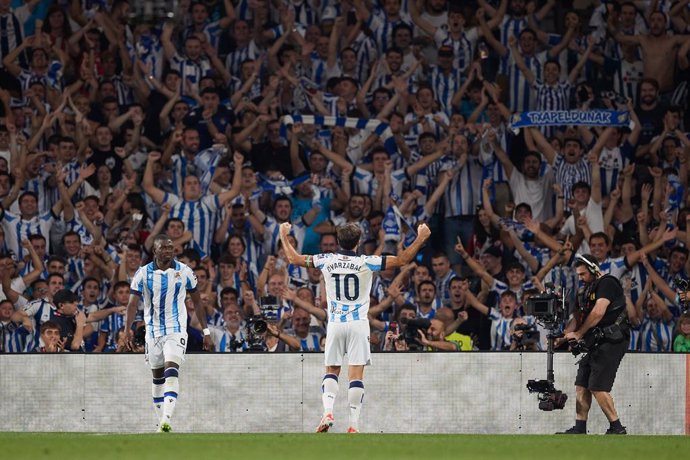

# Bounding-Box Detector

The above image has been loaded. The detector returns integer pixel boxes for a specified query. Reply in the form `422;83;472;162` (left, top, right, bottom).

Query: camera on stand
524;285;568;411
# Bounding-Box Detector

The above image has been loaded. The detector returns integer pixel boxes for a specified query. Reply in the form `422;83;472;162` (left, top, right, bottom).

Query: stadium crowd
1;0;690;354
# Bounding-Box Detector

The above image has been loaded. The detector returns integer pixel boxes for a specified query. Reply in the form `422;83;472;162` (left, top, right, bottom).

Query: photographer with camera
417;317;463;352
509;317;539;351
558;254;629;435
210;304;249;353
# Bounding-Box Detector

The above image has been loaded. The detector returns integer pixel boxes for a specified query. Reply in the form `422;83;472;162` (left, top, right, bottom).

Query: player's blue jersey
130;260;198;338
313;251;386;323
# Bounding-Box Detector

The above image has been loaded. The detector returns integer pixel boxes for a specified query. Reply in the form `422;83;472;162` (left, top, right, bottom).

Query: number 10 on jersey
332;274;360;301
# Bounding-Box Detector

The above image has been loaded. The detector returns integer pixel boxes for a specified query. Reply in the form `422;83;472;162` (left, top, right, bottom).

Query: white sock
162;367;180;424
152;377;165;422
348;380;364;430
321;374;339;415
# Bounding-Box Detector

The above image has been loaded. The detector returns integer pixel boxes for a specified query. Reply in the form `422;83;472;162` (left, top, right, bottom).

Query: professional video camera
244;296;283;351
524;288;566;326
400;317;431;351
525;284;568;411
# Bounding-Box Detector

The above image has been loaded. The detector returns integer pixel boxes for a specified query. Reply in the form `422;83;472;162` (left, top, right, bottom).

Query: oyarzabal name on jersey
326;262;362;272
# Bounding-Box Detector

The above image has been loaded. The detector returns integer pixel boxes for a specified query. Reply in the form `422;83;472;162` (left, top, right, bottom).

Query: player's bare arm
279;222;309;267
124;293;140;351
385;224;432;269
190;289;213;351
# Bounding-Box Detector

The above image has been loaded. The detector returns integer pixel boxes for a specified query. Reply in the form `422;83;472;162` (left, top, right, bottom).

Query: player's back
313;251;385;323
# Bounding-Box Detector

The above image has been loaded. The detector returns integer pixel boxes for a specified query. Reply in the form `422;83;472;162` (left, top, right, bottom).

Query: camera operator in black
559;254;629;435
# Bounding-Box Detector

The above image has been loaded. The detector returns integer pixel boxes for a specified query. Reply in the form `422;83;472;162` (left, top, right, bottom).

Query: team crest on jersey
175;272;181;278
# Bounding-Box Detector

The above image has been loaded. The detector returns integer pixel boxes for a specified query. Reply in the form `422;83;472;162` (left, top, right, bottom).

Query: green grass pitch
1;433;689;460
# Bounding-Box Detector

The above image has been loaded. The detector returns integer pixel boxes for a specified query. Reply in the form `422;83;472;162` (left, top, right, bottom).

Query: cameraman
558;254;628;435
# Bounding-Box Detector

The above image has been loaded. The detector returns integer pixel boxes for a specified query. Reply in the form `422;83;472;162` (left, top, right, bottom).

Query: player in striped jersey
143;151;242;258
280;221;430;433
126;234;212;433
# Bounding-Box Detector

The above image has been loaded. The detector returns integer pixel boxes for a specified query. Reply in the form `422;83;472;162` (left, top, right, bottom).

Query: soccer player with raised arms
279;221;431;433
125;234;213;432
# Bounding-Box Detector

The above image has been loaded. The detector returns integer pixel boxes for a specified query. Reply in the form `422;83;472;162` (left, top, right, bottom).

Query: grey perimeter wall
1;353;687;435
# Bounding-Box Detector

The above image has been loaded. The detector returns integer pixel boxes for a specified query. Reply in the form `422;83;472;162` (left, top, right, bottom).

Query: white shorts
145;332;188;369
324;320;371;366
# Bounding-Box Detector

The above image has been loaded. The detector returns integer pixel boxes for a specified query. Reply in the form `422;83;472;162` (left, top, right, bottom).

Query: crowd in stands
1;0;690;354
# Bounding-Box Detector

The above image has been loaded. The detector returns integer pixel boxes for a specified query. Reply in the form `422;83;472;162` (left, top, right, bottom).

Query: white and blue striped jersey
433;27;479;73
404;112;449;151
211;326;249;352
0;12;23;68
313;251;387;323
99;306;125;351
21;298;56;351
490;278;537;301
366;11;413;52
506;48;547;112
294;331;322;351
349;32;378;84
533;80;572;138
488;308;514;350
498;15;530;74
162;192;220;257
597;142;634;197
427;65;463;116
442;156;485;217
552;154;591;204
224;40;261;77
19;171;53;214
352;167;380;197
130;259;198;338
183;20;224;50
603;57;644;105
0;208;56;260
0;321;31;353
169;52;212;96
599;256;629;279
639;317;675;352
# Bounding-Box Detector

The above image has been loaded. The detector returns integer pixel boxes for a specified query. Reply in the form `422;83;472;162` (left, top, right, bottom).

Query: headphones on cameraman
575;254;600;275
